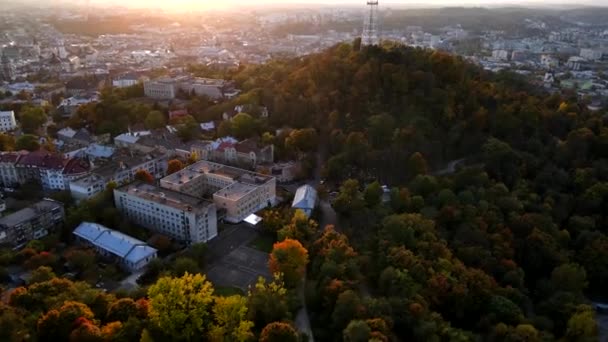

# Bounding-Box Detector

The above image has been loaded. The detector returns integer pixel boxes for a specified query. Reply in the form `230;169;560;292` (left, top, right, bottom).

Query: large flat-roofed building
160;160;276;223
114;181;217;244
143;78;179;100
0;111;17;132
0;199;65;248
73;222;158;272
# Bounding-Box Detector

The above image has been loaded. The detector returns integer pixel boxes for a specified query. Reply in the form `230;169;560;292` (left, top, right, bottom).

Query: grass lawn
248;234;276;253
214;286;245;297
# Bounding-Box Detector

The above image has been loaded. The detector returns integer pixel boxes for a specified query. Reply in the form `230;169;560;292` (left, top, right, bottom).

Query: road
433;158;466;176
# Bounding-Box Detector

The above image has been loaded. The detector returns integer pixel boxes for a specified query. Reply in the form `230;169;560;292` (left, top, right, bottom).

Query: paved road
434;158;466;176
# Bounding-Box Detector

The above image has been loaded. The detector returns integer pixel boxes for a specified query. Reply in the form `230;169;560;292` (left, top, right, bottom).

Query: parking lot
205;224;272;291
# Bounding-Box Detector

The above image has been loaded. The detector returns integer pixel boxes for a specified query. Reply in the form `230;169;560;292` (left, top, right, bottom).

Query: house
73;222;158;272
169;109;189;120
0;199;65;248
57;127;94;145
292;184;317;218
200;121;215;132
257;161;301;183
0;111;17;132
190;137;274;168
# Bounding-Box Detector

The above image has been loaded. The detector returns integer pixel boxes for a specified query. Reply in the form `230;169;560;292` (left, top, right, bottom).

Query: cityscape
0;0;607;341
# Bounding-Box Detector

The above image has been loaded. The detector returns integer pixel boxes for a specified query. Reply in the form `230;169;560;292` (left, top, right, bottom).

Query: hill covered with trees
2;42;607;341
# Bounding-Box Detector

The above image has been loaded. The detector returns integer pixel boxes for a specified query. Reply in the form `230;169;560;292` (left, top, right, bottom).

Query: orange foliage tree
269;239;309;288
134;169;154;184
166;159;184;175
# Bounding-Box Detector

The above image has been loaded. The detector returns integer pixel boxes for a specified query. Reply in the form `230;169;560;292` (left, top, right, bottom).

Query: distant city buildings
144;76;238;100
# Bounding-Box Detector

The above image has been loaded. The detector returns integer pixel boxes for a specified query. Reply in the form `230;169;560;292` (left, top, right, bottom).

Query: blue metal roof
73;222;157;264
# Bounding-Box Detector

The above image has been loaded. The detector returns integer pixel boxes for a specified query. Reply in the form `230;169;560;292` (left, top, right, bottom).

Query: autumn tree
208;295;254;342
37;301;95;340
147;273;214;340
408;152;428;176
166;159;184;175
106;298;138;322
134;169;154;184
278;210;319;244
19;106;47;134
29;266;56;284
231;113;257;139
247;275;290;329
0;133;15;150
269;239;309;288
565;305;598;341
285;128;318;154
259;322;298;342
343;320;371;342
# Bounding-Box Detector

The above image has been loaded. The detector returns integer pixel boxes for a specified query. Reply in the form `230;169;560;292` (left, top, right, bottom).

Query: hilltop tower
362;0;380;46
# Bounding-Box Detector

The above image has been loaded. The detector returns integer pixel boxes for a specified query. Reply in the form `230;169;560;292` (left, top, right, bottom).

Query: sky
89;0;608;10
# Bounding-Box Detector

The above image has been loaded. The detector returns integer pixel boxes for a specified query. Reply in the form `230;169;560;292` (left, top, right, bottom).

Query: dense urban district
0;2;607;342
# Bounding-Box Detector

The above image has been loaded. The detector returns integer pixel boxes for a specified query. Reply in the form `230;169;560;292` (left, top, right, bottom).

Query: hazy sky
90;0;608;10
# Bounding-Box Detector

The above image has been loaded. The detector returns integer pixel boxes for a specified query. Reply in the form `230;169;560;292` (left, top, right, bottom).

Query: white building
143;78;178;100
540;55;559;69
0;111;17;132
580;48;603;61
73;222;158;272
492;50;510;61
160;160;276;223
114;181;218;244
292;184;317;218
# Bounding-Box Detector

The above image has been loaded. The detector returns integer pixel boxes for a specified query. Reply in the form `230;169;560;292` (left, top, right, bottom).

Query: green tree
29;266;56;284
285;128;318;153
15;134;40;151
259;322;298;342
551;263;588;294
148;273;214;341
145;110;166;129
107;298;138;322
231;113;256;139
278;210;319;244
343;320;371;342
364;181;383;207
171;257;200;277
367;113;395;148
19;106;47;134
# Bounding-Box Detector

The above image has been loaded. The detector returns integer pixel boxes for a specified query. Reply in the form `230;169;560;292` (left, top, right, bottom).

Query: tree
247;275;290;329
134;169;154;184
367;113;395;148
408;152;428;176
64;248;96;273
285;128;318;153
19;106;47;134
278;210;319;244
148;273;214;340
231;113;256;139
259;322;298;342
269;239;309;288
208;295;254;342
15;134;40;151
333;179;365;216
565;305;598;341
343;320;371;342
0;133;15;151
107;298;138;322
69;318;103;342
171;257;200;277
144;110;166;129
37;301;95;340
29;266;56;284
364;181;383;207
166;159;184;175
551;263;588;294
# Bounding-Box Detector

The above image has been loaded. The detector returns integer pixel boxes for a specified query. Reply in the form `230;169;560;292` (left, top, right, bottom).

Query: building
160;160;276;223
492;49;510;61
0;152;23;187
1;52;15;82
69;149;168;201
13;151;91;190
112;73;143;88
114;181;217;244
540;54;559;69
580;48;603;61
292;184;317;218
190;138;274;168
0;111;17;132
0;199;65;248
73;222;158;272
143;78;179;100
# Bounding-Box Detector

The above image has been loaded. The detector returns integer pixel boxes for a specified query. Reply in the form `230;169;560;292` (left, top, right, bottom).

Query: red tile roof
62;158;90;175
16;150;64;170
169;109;188;120
235;139;260;154
217;141;235;152
0;152;26;163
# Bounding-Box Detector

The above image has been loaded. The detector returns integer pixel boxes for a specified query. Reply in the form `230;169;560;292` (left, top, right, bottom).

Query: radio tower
361;0;379;46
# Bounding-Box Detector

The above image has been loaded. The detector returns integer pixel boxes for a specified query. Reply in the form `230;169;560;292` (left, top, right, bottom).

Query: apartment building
0;111;17;132
0;199;65;248
69;149;168;201
0;152;25;187
190;138;274;168
160;160;276;223
114;181;217;244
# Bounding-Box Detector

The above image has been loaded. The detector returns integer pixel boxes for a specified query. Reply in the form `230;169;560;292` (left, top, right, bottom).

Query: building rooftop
0;110;15;118
0;199;63;227
16;150;65;170
214;182;257;201
292;184;317;214
116;181;213;212
73;222;157;264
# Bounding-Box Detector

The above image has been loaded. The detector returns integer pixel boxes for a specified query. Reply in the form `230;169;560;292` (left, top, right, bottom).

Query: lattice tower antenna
362;0;380;46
